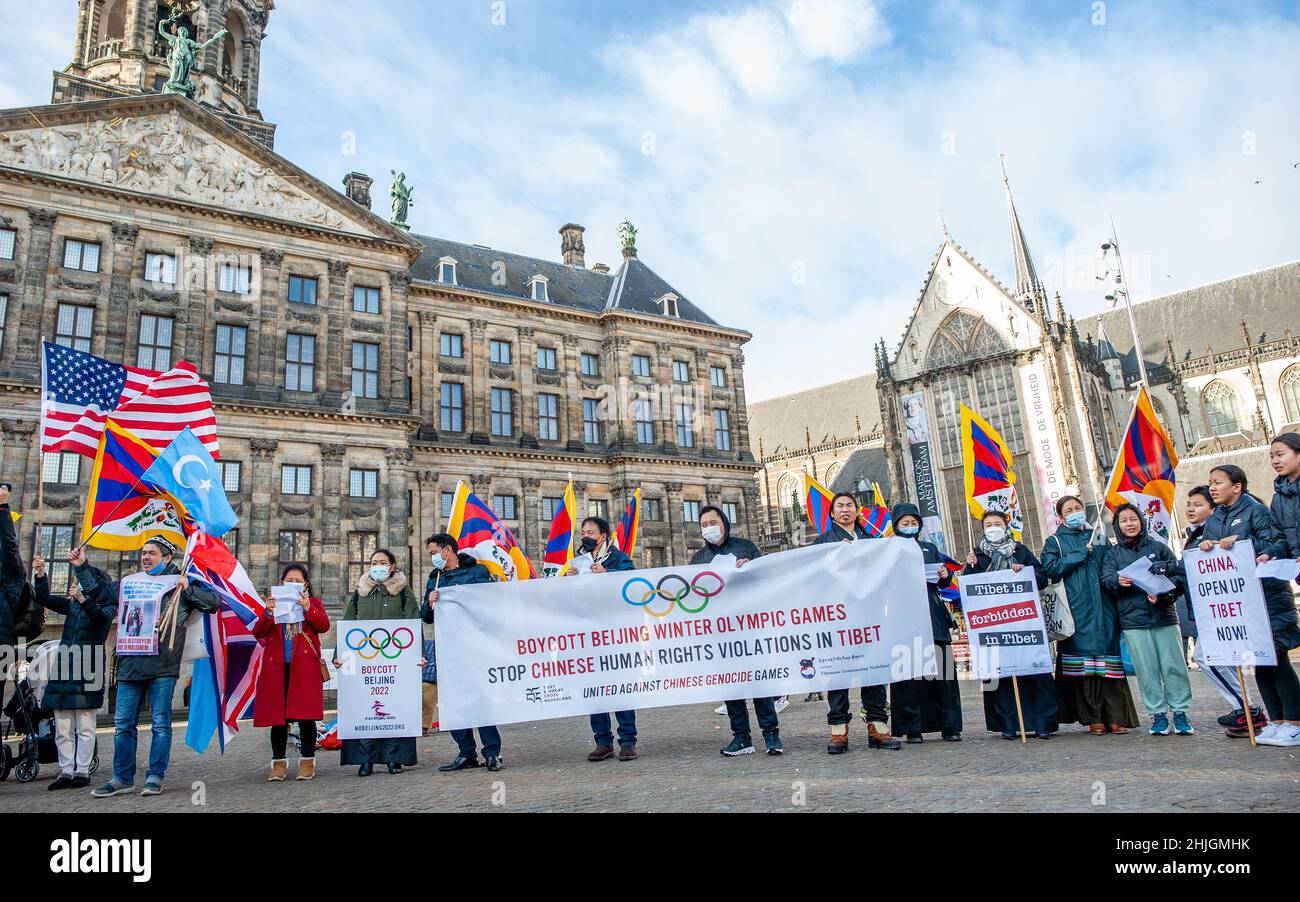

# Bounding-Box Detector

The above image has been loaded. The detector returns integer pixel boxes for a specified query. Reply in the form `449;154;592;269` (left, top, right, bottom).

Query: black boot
356;762;373;777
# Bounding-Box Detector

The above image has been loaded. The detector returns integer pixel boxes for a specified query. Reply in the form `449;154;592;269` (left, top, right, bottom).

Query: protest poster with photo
957;567;1053;680
336;619;423;740
1183;540;1277;667
115;573;178;656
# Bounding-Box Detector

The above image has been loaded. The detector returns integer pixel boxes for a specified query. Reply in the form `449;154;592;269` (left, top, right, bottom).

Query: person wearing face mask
965;509;1059;740
566;516;641;761
1200;463;1300;747
888;503;962;743
814;492;901;753
81;538;219;798
252;563;329;782
420;533;503;772
338;548;419;775
690;505;784;756
1041;496;1138;735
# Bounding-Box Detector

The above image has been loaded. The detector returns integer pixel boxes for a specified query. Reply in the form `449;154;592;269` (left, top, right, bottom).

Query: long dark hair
280;562;315;600
1210;464;1264;504
1272;432;1300;457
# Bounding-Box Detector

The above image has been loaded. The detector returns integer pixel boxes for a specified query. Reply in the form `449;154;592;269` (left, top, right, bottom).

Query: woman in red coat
252;563;329;782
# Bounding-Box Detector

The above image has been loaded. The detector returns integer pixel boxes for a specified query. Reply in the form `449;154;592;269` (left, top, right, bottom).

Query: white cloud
786;0;891;64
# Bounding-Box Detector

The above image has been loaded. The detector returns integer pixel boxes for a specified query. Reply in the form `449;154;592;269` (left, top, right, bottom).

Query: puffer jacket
1101;513;1184;631
1271;474;1300;562
0;502;27;647
36;575;114;710
1201;493;1300;650
690;507;762;565
420;562;492;624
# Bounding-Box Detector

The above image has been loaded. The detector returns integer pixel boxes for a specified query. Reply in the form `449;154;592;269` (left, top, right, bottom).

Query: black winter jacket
690;507;762;565
0;503;28;647
1101;533;1184;631
36;575;114;710
1201;494;1300;650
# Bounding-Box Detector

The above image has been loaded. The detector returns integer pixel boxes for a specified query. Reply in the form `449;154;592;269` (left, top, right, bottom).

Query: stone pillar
255;248;284;396
694;348;713;451
469;319;489;443
521;477;541;556
325;260;349;399
385;447;412;556
1;419;37;509
387;270;412;412
602;336;628;449
18;208;57;361
248;438;278;589
731;351;753;461
573;480;588;525
185;236;214;374
123;0;147;54
416;469;439;551
655;342;675;453
248;8;268;111
102;223;140;366
741;486;761;542
73;1;91;66
516;326;537;446
562;334;584;452
664;482;684;565
417;312;438;439
316;442;346;606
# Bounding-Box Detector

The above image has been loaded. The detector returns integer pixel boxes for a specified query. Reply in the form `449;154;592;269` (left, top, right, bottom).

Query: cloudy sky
2;0;1297;401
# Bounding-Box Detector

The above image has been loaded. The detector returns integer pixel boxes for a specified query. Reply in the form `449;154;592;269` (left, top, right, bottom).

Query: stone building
751;171;1300;554
0;6;759;626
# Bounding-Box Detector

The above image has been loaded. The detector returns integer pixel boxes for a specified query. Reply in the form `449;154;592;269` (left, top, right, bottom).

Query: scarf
978;534;1019;569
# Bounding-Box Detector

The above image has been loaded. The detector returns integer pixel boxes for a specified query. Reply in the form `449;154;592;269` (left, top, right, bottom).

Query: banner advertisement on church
901;391;947;552
1018;360;1078;531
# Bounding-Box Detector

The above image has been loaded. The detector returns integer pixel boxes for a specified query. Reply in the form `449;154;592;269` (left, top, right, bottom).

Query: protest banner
1183;541;1276;668
336;619;423;740
434;538;934;731
115;573;178;656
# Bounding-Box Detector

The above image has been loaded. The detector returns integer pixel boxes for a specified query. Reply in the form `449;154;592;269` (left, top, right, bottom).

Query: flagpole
1104;215;1149;391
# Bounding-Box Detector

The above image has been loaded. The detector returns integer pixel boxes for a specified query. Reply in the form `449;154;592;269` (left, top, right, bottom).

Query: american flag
40;341;219;458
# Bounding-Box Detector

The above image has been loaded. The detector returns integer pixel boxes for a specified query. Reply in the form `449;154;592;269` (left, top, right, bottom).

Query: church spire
1001;155;1048;321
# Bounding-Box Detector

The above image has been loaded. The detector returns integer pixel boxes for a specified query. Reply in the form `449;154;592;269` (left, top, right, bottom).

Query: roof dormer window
529;275;549;303
657;293;679;318
437;257;457;285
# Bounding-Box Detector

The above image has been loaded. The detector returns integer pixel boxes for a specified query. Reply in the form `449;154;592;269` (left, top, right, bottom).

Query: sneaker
721;734;755;757
91;779;133;798
714;704;728;715
1251;723;1281;743
1172;712;1194;735
140;779;163;796
1258;723;1300;747
1150;714;1171;736
47;774;74;792
69;774;90;789
773;696;790;715
1217;708;1245;729
764;733;784;756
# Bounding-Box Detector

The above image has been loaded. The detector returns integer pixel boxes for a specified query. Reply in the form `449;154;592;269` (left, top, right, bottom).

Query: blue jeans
590;710;636;748
451;726;501;759
113;677;177;785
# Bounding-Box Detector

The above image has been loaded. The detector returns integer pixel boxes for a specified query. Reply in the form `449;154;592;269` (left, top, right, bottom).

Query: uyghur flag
1105;386;1179;544
139;426;238;538
803;472;835;535
960;404;1024;540
542;480;577;578
615;488;642;558
81;419;190;551
447;481;535;580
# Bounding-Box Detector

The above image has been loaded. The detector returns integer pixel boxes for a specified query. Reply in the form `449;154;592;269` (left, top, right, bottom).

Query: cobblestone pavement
7;672;1297;813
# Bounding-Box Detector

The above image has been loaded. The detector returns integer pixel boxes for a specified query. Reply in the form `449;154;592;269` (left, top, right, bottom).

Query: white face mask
701;525;724;545
430;554;446;572
984;526;1007;544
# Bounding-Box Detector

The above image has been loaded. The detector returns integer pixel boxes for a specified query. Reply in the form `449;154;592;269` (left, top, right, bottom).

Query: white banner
958;567;1053;679
1018;360;1078;532
336;619;423;740
116;573;178;657
435;539;934;730
1183;541;1277;667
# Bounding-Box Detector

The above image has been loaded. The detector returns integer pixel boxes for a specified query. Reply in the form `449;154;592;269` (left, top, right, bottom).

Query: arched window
1281;365;1300;424
101;0;127;40
777;473;800;511
1202;381;1241;436
222;11;247;79
925;310;1010;369
825;462;843;487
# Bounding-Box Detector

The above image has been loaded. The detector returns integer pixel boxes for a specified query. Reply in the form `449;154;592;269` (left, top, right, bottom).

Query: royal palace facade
0;0;760;620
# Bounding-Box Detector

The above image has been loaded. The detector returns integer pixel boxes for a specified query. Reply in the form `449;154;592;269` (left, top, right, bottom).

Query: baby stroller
0;654;99;783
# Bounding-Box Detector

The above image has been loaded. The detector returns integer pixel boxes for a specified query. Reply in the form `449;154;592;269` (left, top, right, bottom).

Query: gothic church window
1281;366;1300;424
1202;381;1241;436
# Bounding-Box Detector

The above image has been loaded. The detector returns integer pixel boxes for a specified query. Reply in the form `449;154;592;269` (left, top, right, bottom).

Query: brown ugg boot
268;759;288;782
296;758;316;781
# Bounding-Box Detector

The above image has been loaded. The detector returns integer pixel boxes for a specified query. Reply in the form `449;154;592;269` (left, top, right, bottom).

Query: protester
421;533;501;772
1101;504;1193;736
816;492;901;753
252;563;328;782
888;503;962;743
567;516;640;761
82;538;219;797
1180;486;1259;736
1199;456;1300;748
1041;496;1138;735
419;535;446;737
32;552;113;790
691;505;783;756
0;484;27;714
965;509;1060;739
1264;436;1300;743
337;548;419;775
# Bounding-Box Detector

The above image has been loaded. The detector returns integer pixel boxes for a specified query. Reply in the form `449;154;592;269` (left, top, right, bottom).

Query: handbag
1041;536;1076;642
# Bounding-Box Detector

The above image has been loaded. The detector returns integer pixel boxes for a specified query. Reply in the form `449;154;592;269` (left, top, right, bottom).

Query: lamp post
1098;216;1150;390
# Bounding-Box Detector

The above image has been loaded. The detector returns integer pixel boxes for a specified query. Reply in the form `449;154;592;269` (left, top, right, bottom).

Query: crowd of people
0;433;1298;797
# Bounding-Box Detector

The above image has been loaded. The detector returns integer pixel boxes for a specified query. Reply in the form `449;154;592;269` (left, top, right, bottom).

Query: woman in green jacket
336;548;419;776
1040;496;1138;734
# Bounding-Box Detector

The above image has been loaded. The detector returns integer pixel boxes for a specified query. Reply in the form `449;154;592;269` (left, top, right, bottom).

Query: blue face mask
897;526;921;538
1064;512;1088;530
369;565;391;583
147;561;167;576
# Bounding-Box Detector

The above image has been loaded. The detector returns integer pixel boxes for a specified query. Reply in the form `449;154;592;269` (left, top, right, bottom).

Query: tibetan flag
860;482;892;537
542;480;577;578
81;420;191;551
615;488;642;558
139;427;238;538
803;472;836;535
1104;386;1180;544
939;554;963;607
446;481;535;581
960;404;1024;540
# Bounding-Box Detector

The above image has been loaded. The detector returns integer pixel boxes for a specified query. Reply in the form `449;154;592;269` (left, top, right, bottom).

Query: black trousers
827;684;887;726
268;664;316;759
725;697;779;738
1256;647;1300;721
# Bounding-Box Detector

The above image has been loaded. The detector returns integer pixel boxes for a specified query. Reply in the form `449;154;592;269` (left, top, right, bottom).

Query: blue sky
2;1;1298;402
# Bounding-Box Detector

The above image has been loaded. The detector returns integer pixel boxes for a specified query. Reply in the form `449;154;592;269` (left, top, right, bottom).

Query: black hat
890;502;922;524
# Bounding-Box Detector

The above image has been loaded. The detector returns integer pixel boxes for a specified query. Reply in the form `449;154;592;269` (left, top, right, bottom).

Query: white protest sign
336;619;423;740
1256;558;1300;582
115;573;178;656
957;567;1053;679
1184;541;1277;667
1117;555;1177;596
271;584;305;624
435;539;934;730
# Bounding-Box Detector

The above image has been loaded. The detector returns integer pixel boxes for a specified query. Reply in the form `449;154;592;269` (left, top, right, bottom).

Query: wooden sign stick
1012;675;1028;744
1236;666;1258;748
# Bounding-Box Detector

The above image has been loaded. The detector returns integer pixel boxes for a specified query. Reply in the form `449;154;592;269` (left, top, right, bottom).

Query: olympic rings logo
344;626;415;660
620;572;725;618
